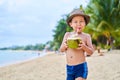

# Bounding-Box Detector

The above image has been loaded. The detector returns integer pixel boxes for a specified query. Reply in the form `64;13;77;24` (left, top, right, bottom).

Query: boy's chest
79;35;87;44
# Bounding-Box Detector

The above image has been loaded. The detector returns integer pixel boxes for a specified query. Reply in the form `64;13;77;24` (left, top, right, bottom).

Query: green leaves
52;16;72;50
85;0;120;49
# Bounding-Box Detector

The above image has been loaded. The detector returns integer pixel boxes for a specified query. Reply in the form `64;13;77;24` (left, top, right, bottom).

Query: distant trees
0;43;45;51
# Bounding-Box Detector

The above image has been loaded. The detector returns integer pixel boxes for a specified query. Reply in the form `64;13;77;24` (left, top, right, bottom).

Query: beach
0;50;120;80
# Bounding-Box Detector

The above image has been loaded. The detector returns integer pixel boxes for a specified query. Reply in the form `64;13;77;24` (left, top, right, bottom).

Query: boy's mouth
77;27;81;31
76;27;82;33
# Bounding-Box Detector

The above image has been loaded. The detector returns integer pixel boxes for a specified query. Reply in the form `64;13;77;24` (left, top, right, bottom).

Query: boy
59;9;94;80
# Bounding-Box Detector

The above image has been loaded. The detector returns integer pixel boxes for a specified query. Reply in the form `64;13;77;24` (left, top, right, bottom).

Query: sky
0;0;89;48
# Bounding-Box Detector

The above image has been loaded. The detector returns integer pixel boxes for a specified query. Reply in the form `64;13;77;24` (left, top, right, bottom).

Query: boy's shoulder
82;32;91;37
82;32;90;35
65;32;70;34
64;32;71;37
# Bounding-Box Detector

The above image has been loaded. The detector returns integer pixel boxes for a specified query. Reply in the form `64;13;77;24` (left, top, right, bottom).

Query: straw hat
66;9;90;26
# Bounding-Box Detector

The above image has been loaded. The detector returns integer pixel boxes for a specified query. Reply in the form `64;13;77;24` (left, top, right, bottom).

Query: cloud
61;0;70;3
0;0;4;5
14;0;29;6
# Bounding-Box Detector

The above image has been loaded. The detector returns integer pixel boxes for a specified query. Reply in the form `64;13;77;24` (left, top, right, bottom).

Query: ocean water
0;50;46;67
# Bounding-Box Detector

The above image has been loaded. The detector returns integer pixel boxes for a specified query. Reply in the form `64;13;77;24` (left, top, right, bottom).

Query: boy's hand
77;41;86;50
63;39;68;49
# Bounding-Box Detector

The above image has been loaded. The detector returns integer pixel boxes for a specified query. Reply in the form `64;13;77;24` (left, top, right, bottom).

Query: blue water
0;50;45;67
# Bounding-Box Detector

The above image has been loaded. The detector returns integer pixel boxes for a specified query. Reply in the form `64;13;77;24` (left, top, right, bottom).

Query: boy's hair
66;9;90;26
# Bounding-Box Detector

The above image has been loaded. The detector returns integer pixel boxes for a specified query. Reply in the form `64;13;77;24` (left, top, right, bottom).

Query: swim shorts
66;62;88;80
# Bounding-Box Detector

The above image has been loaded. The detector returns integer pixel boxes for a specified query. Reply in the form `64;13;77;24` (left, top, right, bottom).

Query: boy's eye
74;21;77;23
73;21;84;23
72;21;77;23
80;21;84;22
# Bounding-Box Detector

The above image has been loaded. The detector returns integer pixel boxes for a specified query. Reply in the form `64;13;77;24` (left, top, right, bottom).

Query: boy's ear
69;22;72;27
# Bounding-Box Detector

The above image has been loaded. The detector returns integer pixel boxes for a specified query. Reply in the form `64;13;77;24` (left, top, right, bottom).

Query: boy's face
69;15;86;33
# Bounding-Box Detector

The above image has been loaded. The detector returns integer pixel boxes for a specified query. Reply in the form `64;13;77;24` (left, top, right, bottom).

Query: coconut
67;37;81;49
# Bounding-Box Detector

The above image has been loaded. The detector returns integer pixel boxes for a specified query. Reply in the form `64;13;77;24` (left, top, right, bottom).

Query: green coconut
67;37;82;49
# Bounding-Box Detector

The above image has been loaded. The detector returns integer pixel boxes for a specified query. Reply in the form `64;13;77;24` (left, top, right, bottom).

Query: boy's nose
77;22;81;26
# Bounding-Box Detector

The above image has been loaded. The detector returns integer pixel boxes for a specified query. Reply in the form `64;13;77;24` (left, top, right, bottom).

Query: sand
0;50;120;80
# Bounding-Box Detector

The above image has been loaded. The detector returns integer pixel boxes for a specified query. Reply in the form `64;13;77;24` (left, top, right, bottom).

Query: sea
0;50;46;67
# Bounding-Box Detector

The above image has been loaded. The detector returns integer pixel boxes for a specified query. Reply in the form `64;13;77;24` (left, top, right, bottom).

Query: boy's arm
81;34;94;55
59;32;69;52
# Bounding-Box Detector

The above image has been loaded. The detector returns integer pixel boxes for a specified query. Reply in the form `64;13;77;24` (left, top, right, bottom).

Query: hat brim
66;14;90;26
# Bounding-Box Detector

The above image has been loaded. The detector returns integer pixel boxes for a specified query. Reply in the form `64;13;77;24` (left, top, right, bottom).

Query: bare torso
60;31;94;66
66;48;85;65
65;32;88;65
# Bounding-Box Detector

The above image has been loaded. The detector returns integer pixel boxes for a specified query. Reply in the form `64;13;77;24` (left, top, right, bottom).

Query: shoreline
0;50;54;68
0;55;40;68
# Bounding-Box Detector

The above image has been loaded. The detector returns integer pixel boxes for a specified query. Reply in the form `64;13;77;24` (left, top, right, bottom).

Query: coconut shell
67;37;81;48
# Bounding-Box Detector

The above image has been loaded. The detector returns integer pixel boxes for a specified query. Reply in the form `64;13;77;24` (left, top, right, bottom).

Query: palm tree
85;0;120;49
52;16;72;50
